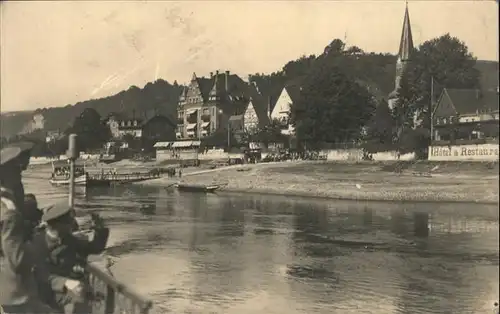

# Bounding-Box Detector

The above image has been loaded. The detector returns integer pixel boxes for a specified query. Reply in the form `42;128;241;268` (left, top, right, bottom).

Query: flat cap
0;146;23;166
42;201;71;223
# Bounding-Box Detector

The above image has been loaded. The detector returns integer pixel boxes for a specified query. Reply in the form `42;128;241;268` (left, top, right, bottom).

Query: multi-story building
176;70;249;139
106;114;144;139
432;88;499;142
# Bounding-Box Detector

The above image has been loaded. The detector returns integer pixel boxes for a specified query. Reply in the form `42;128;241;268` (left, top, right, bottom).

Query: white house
271;85;301;135
243;98;260;132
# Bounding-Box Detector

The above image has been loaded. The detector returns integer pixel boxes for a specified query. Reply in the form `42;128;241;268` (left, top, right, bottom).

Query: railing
86;263;153;314
89;171;161;182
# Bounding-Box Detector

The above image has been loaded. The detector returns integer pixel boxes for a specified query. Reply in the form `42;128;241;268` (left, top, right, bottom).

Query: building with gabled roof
177;70;249;140
271;84;301;135
432;88;499;143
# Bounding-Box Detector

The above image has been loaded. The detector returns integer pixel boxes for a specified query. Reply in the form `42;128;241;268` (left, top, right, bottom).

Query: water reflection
22;176;500;314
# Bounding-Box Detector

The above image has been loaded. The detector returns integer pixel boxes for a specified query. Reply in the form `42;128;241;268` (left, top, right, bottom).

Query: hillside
1;38;497;140
0;79;183;138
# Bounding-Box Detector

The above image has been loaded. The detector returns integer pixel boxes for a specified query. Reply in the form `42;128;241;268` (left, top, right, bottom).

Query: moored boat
174;183;221;193
49;173;89;186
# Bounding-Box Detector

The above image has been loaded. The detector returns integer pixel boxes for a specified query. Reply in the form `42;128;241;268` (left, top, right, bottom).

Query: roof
143;114;176;128
284;85;301;104
398;4;414;61
183;72;250;116
153;141;173;148
171;140;201;148
243;82;272;128
434;88;499;117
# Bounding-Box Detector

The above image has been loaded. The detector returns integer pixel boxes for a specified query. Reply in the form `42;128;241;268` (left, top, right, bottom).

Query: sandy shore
132;160;499;204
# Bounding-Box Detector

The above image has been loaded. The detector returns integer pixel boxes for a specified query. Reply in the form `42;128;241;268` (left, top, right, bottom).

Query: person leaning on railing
31;202;110;314
1;144;54;314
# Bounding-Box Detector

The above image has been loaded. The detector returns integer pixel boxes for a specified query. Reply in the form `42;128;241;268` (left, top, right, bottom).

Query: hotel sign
428;144;499;161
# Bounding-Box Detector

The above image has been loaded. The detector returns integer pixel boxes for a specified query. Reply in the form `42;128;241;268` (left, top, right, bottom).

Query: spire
398;2;414;61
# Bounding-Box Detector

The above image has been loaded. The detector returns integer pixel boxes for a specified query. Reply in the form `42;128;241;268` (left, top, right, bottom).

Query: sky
1;1;498;112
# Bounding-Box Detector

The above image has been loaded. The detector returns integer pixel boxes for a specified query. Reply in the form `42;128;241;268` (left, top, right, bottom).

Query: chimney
216;70;219;75
210;72;213;78
225;70;230;92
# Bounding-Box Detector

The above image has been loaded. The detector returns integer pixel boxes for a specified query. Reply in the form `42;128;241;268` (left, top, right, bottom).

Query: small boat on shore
174;183;221;193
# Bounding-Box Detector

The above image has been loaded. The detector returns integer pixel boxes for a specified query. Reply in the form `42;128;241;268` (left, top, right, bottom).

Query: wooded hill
1;37;497;140
1;79;183;138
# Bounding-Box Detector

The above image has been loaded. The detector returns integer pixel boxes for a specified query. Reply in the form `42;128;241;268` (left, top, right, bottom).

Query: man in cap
32;201;110;314
1;146;51;313
3;141;34;208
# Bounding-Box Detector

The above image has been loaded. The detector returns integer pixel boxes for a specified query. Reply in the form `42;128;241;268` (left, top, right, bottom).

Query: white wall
271;88;292;121
323;149;415;161
428;144;499;161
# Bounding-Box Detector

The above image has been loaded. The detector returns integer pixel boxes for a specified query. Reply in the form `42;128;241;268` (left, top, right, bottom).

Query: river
23;169;499;314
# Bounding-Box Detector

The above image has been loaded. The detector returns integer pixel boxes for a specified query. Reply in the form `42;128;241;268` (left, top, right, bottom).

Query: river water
23;169;499;314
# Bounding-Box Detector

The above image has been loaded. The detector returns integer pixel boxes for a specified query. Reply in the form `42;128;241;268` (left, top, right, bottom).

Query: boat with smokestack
66;134;154;313
49;160;162;188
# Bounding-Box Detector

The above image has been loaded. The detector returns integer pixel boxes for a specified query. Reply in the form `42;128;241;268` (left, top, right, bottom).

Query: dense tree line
1;79;183;138
1;33;483;158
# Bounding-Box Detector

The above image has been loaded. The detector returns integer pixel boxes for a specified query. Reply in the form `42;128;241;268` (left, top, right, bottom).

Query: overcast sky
1;1;498;112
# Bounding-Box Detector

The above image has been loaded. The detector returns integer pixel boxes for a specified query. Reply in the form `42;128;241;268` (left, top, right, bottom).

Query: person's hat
0;146;23;166
42;201;72;223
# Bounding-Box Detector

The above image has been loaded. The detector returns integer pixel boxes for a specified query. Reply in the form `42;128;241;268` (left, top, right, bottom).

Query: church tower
388;2;414;109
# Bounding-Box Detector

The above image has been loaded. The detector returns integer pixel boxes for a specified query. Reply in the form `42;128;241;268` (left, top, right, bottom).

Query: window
203;108;210;115
133;120;138;126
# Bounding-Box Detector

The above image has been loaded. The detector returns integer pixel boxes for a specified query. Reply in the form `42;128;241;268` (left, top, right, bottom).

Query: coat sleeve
0;197;33;274
76;227;110;256
31;233;68;293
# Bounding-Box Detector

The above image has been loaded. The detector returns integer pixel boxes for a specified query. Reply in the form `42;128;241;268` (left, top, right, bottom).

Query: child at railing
31;202;110;314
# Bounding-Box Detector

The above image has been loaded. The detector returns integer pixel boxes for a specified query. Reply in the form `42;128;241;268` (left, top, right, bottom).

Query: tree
324;39;345;56
70;108;111;152
402;33;480;129
290;59;376;149
254;119;287;147
363;99;396;153
395;33;480;155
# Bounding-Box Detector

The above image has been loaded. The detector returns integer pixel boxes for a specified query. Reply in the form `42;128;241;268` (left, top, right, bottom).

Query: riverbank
135;160;499;204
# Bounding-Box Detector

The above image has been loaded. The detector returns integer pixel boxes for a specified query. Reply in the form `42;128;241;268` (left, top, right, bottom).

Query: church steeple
388;2;414;108
398;2;414;62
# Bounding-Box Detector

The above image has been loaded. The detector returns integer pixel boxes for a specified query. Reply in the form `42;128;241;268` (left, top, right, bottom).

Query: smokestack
225;70;230;92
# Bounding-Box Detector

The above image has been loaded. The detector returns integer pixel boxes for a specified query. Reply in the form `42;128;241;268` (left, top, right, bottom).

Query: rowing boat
174;183;221;193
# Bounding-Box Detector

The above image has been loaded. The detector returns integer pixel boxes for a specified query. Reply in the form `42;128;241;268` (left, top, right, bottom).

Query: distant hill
0;79;183;138
1;45;497;140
